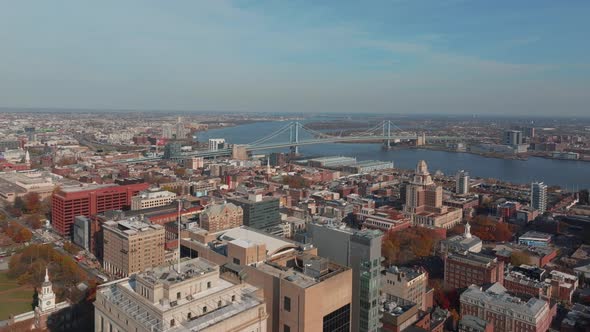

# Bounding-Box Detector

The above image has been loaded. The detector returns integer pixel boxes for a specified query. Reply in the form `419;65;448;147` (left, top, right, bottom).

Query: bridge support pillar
383;120;392;150
290;122;300;155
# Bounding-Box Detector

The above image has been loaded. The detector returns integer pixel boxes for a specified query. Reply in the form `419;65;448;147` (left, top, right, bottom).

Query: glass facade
323;303;350;332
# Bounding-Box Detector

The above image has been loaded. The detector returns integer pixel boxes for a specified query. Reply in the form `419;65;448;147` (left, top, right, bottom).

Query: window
170;319;175;327
177;292;181;299
218;300;222;307
284;324;291;332
187;312;192;319
233;257;240;265
231;295;236;302
203;306;207;314
323;303;350;332
284;296;291;312
207;281;211;289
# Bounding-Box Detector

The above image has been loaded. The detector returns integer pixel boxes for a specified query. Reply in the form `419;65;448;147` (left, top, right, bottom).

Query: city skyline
1;1;589;115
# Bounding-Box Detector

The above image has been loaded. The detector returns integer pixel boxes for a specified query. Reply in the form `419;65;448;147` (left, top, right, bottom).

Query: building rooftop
258;252;350;289
461;283;548;318
219;226;300;257
137;257;217;287
103;218;163;236
519;231;552;241
447;252;498;267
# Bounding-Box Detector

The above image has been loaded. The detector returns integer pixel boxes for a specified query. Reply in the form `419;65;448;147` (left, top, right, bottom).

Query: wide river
197;122;590;190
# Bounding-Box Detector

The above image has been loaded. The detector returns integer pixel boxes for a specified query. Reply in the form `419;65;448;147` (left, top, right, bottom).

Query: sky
0;0;589;115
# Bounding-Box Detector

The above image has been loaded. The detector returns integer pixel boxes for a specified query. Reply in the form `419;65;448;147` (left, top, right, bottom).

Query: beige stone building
95;258;268;332
131;188;177;210
381;266;432;312
179;226;353;331
102;218;165;277
200;202;243;233
403;160;462;229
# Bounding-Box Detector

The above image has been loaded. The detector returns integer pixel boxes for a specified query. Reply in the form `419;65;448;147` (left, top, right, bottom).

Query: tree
14;227;32;243
32;288;39;310
23;192;41;213
26;214;43;229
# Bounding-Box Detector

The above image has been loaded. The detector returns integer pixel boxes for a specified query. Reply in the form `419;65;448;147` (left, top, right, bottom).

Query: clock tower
38;268;56;312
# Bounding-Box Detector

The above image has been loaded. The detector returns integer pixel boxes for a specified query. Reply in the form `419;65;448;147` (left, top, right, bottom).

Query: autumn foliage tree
382;227;442;265
2;221;32;243
8;244;88;298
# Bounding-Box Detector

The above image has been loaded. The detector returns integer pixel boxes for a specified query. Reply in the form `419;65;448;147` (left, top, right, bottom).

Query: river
196;121;590;190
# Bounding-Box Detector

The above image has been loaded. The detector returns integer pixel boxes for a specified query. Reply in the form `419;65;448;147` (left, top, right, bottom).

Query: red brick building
51;182;148;236
444;252;504;289
461;284;556;332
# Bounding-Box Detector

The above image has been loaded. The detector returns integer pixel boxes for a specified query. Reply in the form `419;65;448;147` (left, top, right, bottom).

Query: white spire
44;267;49;283
25;149;31;164
464;222;472;239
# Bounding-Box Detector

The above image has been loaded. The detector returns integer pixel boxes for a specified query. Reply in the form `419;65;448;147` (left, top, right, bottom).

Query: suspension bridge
119;120;463;163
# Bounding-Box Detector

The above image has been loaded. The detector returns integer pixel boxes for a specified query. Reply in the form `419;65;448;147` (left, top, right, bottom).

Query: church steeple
38;266;56;312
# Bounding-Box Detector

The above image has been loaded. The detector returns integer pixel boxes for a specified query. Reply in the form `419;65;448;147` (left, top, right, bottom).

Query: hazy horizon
1;1;589;115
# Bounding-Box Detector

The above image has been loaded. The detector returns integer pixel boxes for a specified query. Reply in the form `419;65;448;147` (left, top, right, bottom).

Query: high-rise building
180;226;353;332
444;252;504;289
163;142;182;159
245;252;352;332
208;138;225;151
456;170;470;195
162;123;175;139
403;161;462;229
531;182;547;213
51;182;149;236
350;230;383;332
199;202;243;233
95;258;269;332
227;194;281;232
504;130;523;146
102;218;165;277
306;222;383;332
460;283;555;332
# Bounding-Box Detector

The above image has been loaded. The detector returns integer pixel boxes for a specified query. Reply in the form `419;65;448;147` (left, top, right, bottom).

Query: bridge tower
383;120;392;150
290;122;300;155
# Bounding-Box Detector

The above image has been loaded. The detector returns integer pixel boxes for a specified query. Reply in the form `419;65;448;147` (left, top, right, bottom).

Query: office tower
504;130;523;146
245;252;352;332
350;230;383;332
531;182;548;213
403;161;462;229
208;138;225;151
524;127;536;138
175;116;188;139
381;266;431;311
163;142;182;159
228;194;281;232
162;123;175;139
180;226;353;332
131;188;177;210
444;252;504;289
199;202;243;232
102;218;165;277
95;258;268;332
456;170;470;195
51;182;149;236
306;222;383;332
460;284;555;332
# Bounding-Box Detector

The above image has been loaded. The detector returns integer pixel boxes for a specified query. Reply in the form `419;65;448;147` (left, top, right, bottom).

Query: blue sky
0;0;589;115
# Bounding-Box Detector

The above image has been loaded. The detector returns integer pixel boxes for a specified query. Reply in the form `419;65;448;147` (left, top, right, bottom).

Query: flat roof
220;226;298;257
